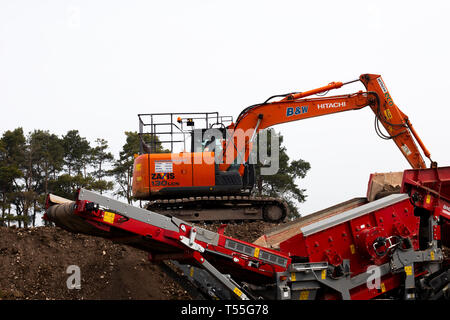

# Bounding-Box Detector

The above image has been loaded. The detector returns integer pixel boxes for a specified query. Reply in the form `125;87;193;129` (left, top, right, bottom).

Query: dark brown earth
199;221;281;243
0;222;275;300
0;226;192;300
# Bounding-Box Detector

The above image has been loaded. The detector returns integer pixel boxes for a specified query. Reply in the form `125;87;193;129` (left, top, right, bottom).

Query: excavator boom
221;74;432;173
131;73;435;222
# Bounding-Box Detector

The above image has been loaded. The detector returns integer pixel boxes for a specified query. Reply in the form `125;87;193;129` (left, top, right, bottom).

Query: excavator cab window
191;128;226;156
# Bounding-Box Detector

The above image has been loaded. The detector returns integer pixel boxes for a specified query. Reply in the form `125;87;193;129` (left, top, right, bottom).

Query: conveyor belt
45;195;110;237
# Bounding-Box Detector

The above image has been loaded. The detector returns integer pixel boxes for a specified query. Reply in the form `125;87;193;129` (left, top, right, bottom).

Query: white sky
1;0;449;217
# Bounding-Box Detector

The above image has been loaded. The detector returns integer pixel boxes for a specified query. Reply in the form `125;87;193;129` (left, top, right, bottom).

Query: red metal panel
279;199;417;269
278;197;419;298
401;166;450;201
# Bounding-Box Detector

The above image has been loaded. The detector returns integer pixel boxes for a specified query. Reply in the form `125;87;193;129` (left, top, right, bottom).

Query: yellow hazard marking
426;195;431;204
380;283;386;293
233;287;243;297
430;251;435;261
189;266;194;277
350;244;356;254
254;247;260;258
384;109;393;120
299;291;309;300
291;273;296;282
135;163;141;171
103;211;115;224
404;266;413;276
321;270;327;280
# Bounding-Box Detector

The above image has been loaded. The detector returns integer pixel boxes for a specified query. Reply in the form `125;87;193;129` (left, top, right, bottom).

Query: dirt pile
199;221;281;243
0;226;191;300
0;222;274;300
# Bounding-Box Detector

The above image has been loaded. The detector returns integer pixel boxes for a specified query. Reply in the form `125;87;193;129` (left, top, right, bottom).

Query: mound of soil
199;221;281;243
0;222;274;300
0;226;191;300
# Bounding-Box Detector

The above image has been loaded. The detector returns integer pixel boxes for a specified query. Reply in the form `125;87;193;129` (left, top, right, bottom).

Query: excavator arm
130;73;436;223
220;74;434;174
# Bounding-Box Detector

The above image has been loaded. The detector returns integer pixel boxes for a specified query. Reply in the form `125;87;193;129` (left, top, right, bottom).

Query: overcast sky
1;0;449;217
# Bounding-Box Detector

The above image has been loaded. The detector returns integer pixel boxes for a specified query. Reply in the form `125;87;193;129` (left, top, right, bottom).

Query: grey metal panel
289;262;328;272
78;188;179;232
172;261;233;300
194;226;220;246
78;188;221;245
346;263;392;289
291;281;321;291
300;193;410;237
201;259;250;300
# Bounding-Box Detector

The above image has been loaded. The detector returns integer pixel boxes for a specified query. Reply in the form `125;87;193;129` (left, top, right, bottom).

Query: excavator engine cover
133;151;219;199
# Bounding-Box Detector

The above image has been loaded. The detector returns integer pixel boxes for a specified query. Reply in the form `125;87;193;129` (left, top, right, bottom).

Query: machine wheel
263;205;285;222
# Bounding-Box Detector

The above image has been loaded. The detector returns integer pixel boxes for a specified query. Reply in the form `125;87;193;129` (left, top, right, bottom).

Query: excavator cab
137;112;233;155
132;112;243;200
131;112;282;222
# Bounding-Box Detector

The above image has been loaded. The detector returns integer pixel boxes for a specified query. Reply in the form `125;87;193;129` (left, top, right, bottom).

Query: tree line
0;128;143;227
0;127;310;227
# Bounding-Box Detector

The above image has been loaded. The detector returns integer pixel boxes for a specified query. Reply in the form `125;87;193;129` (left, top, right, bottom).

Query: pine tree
27;130;64;226
0;128;26;226
253;129;310;219
61;130;91;176
89;138;114;194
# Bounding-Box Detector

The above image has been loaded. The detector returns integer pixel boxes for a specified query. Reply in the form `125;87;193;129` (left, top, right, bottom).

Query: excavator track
145;195;289;223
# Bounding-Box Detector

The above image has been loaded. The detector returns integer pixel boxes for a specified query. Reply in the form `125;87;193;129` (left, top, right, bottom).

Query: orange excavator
132;74;435;222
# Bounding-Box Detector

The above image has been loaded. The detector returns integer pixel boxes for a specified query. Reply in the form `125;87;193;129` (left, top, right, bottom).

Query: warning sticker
404;266;413;276
233;287;243;297
155;161;173;173
103;211;115;224
299;291;309;300
377;77;388;94
401;144;412;156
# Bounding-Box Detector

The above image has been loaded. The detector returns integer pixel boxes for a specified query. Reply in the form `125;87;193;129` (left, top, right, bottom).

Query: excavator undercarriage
146;195;288;223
